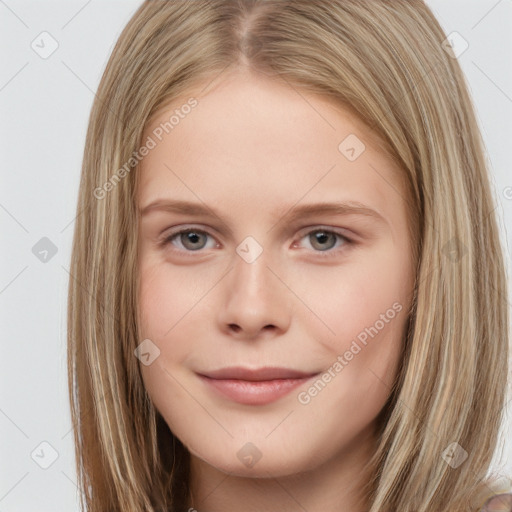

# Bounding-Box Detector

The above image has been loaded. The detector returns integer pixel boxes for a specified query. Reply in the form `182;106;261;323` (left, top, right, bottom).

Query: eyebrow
139;198;387;227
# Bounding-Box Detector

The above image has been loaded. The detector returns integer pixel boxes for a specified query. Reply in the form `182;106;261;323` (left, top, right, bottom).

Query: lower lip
198;375;315;405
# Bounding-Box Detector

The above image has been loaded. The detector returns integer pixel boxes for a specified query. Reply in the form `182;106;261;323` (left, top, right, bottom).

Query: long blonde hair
67;1;510;510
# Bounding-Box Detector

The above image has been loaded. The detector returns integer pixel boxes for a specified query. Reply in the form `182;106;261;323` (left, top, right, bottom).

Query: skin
136;67;415;512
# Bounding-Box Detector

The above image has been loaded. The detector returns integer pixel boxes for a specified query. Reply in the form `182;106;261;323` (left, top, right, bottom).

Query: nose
216;249;291;340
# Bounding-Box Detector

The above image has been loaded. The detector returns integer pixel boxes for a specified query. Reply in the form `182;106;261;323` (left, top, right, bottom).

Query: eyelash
158;226;356;259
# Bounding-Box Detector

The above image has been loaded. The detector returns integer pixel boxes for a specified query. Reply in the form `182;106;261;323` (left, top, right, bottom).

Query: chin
187;440;320;478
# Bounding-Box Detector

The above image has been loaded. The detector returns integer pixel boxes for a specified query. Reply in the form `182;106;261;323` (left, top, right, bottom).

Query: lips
199;366;318;381
197;366;320;405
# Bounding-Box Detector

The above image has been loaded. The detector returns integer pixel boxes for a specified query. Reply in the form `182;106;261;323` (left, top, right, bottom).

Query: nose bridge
230;237;277;301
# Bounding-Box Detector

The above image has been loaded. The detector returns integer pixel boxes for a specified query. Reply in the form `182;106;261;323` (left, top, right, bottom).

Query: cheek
137;260;200;420
299;244;411;391
304;244;410;334
137;254;224;376
137;261;191;381
137;254;202;339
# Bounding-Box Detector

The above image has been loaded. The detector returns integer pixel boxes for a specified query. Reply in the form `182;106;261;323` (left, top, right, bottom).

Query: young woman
67;1;511;511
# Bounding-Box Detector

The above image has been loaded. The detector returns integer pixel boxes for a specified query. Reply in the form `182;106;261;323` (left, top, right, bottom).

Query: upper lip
198;366;319;381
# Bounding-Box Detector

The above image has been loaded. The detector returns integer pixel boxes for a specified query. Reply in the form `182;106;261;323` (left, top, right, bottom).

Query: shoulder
480;492;512;511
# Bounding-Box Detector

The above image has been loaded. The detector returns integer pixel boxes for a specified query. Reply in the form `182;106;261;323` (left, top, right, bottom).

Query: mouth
197;366;320;405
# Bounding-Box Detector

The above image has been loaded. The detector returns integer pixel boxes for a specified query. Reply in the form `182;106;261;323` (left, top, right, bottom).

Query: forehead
137;70;406;223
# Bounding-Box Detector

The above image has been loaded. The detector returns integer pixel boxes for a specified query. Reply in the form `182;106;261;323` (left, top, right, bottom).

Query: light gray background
1;1;511;510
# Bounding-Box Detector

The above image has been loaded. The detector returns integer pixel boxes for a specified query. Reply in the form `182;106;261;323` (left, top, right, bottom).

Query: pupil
312;231;335;250
184;232;204;249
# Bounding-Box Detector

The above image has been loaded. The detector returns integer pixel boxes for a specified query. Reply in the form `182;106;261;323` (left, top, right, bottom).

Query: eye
295;228;354;257
160;228;217;252
159;226;355;257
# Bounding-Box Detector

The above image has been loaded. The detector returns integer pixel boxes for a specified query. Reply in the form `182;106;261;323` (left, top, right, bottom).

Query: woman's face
137;69;415;478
